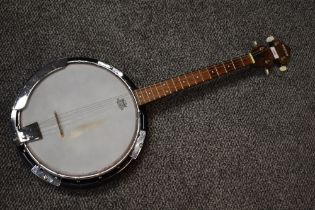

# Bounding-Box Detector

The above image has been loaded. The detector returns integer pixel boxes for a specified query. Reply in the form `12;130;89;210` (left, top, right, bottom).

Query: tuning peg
266;36;275;43
265;68;270;76
279;66;288;72
252;41;258;47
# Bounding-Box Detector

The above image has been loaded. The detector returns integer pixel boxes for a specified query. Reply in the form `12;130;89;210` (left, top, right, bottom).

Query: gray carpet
1;0;314;209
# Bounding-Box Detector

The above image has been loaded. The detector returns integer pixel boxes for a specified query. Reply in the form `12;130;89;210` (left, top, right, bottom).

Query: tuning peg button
279;66;288;72
266;36;275;43
265;68;270;76
252;41;258;47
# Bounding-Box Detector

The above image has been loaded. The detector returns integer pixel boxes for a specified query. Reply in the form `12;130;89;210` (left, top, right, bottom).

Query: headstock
251;36;291;75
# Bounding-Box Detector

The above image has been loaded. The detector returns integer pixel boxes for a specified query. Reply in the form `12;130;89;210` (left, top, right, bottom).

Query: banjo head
11;58;146;186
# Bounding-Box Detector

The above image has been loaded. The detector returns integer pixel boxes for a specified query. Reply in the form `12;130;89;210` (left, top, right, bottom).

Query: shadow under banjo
11;36;291;187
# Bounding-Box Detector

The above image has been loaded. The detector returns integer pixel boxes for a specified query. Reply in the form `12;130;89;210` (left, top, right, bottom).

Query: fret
137;90;145;103
216;64;226;75
184;74;191;87
171;78;178;92
214;65;219;76
198;70;204;82
224;61;234;72
167;80;173;93
150;85;158;99
162;82;168;95
189;72;197;85
232;58;243;69
135;91;143;104
154;84;161;98
141;89;149;101
163;81;171;94
231;59;236;70
184;74;192;85
146;86;154;99
144;88;152;100
158;82;166;96
171;77;177;90
209;66;218;78
204;69;211;80
176;76;184;89
192;71;202;83
146;86;155;99
200;68;210;80
178;75;189;89
222;62;228;73
206;67;212;79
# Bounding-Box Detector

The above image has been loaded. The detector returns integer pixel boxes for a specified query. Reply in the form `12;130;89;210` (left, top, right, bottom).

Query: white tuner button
252;41;258;47
266;36;275;43
279;66;288;72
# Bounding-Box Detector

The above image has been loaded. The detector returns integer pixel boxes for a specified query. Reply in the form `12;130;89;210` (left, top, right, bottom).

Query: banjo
11;36;291;187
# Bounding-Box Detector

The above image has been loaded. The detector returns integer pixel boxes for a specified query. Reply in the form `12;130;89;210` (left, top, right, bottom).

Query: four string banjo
11;36;291;186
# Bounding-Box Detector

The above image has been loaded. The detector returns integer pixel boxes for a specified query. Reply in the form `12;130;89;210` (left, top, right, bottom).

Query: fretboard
134;54;255;106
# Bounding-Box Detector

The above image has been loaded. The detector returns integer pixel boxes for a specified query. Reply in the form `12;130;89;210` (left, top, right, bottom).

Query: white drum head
17;61;140;179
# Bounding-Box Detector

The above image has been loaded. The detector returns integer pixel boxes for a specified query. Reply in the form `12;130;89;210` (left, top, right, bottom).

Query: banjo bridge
54;111;64;138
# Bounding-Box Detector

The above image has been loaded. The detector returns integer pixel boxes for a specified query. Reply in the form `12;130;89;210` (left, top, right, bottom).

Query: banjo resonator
11;36;291;187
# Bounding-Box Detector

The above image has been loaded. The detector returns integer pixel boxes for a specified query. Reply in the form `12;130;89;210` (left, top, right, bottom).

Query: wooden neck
134;53;255;106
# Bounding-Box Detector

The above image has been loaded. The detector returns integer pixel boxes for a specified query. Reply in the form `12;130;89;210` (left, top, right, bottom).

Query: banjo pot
11;58;146;186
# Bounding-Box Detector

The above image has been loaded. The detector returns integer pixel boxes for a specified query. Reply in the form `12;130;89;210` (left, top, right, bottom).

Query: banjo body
11;58;146;186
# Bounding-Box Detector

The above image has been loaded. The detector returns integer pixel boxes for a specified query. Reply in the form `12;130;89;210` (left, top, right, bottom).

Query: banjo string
134;51;268;94
40;99;120;132
40;100;125;135
40;99;119;129
41;108;109;135
38;92;130;126
37;49;269;132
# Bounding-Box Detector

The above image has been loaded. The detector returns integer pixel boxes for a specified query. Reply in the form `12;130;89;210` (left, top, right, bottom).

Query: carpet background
0;0;314;209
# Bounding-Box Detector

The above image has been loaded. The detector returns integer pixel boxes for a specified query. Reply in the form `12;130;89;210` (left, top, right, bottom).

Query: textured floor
1;0;315;209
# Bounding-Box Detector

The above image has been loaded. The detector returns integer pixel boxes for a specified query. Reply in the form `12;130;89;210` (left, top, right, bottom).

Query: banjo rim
11;57;146;186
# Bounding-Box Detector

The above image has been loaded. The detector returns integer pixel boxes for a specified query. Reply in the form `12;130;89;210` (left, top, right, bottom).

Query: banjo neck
134;53;255;106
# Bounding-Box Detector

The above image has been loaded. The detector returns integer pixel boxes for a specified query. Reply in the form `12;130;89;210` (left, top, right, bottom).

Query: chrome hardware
130;130;146;159
11;109;42;144
279;66;288;72
252;41;258;47
265;68;270;76
266;36;275;43
20;122;42;142
31;165;61;186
